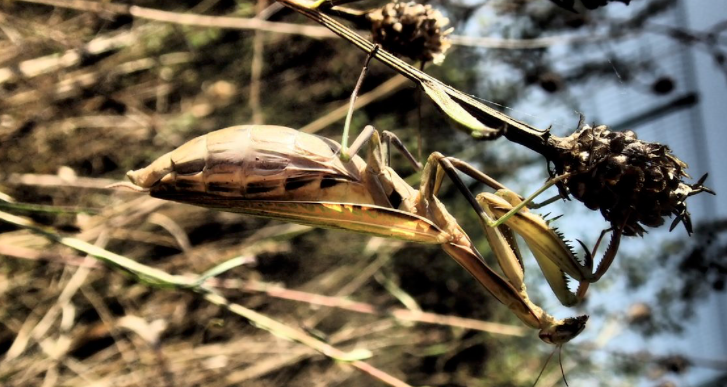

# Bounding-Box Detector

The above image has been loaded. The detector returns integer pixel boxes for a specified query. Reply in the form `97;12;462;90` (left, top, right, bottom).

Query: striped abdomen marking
127;125;380;205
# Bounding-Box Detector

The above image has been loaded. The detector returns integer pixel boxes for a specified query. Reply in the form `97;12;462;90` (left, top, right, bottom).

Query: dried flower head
367;1;453;64
550;124;713;236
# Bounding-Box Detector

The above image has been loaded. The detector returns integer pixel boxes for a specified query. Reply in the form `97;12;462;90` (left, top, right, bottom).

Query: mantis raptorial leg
354;128;616;309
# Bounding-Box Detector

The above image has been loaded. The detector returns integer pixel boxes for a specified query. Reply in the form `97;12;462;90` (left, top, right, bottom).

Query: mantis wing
150;194;449;245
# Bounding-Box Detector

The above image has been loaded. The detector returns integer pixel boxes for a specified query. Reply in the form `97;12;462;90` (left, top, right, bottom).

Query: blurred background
0;0;725;386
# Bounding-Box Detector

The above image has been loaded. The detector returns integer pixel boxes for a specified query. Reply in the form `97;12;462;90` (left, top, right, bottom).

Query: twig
303;237;402;327
0;200;100;215
223;350;316;385
80;287;145;386
18;0;337;38
200;292;411;387
9;0;618;151
147;213;193;252
4;230;110;361
0;211;183;284
5;255;95;360
1;243;526;337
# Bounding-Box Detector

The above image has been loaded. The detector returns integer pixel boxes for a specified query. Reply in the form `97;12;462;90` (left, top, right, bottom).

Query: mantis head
538;315;588;345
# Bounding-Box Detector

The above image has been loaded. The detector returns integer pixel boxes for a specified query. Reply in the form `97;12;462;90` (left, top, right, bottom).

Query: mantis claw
575;239;594;273
478;190;629;307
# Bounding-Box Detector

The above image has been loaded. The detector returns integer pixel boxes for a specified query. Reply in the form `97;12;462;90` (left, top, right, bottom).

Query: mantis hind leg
380;131;423;170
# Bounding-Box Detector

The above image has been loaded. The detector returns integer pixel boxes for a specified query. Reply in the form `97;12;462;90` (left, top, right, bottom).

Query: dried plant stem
18;0;337;38
232;280;528;336
201;292;412;387
10;0;608;151
1;238;526;337
0;210;413;387
7;173;119;189
14;0;610;51
0;244;98;267
0;28;139;84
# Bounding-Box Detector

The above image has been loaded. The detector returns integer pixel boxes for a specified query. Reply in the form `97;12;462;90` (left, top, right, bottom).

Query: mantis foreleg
421;153;594;304
418;152;588;343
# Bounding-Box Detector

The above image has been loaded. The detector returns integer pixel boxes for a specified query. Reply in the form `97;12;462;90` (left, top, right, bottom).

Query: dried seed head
655;355;691;375
367;1;453;64
550;124;713;236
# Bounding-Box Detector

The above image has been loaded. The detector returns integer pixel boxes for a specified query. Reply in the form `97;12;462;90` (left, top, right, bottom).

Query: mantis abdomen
126;125;379;205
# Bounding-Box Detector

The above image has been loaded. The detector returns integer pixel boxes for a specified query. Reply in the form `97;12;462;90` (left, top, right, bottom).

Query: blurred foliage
620;220;727;336
549;0;631;12
0;0;724;386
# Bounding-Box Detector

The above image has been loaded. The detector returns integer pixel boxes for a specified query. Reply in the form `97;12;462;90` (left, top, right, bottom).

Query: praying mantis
118;50;617;346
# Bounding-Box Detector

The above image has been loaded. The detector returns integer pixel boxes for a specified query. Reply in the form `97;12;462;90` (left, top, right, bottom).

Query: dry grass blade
0;210;415;387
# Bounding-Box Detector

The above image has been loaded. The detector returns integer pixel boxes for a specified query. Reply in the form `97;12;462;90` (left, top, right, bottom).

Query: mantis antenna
559;346;569;387
532;346;557;387
531;345;570;387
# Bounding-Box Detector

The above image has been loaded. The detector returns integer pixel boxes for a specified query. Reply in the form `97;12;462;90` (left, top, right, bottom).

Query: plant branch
277;0;558;156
